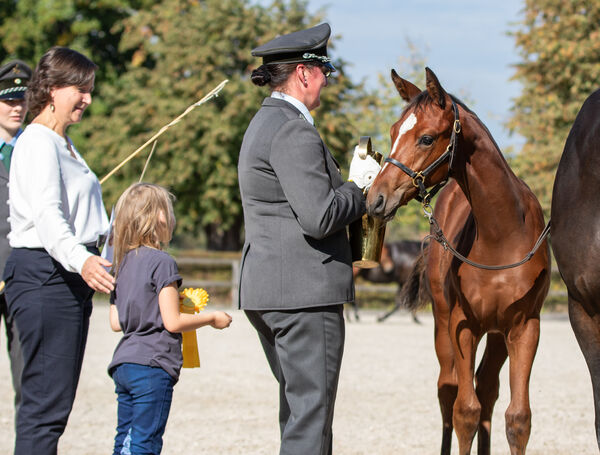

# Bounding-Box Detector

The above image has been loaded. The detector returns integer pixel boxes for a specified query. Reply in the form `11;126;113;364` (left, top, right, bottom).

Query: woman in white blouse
3;47;114;455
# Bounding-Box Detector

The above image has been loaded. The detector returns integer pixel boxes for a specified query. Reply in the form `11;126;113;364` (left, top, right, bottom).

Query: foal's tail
398;246;431;312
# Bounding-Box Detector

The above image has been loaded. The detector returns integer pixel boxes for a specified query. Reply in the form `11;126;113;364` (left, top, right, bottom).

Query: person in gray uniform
0;59;31;419
237;23;380;455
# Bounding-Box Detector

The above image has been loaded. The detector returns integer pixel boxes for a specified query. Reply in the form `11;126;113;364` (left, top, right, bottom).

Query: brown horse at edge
366;68;550;454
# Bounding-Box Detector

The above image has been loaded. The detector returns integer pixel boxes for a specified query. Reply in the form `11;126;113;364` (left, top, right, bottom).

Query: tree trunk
204;217;243;251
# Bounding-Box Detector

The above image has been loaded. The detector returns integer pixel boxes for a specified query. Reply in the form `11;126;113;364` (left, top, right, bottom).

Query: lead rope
420;202;551;270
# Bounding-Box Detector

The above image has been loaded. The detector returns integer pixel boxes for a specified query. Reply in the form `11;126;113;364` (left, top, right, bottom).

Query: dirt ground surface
0;302;597;454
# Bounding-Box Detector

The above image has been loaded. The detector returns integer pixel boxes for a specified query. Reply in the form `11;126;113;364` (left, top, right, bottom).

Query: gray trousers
0;291;23;419
245;306;345;455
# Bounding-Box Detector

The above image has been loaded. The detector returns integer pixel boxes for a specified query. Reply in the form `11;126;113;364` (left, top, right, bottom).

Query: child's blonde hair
112;183;175;276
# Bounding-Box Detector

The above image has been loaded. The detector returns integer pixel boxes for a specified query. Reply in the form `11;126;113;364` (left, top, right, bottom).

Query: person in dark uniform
0;59;31;420
237;23;380;454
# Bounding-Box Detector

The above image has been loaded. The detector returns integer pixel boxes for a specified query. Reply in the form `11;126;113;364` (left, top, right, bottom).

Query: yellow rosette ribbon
179;287;209;368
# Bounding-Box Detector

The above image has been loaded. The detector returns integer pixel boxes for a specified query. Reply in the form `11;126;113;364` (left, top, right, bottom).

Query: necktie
0;143;12;172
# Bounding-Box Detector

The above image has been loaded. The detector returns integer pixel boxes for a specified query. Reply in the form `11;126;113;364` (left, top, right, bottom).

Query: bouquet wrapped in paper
179;287;209;368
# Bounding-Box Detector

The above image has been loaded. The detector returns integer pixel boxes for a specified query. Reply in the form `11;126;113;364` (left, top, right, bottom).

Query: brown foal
367;68;550;455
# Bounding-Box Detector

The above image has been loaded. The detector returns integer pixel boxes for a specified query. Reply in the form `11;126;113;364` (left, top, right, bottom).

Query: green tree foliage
509;1;600;214
0;0;443;248
0;0;154;82
0;0;157;192
81;0;369;249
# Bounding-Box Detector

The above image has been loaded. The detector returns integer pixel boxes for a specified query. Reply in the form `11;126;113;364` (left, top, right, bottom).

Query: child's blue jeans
112;363;175;455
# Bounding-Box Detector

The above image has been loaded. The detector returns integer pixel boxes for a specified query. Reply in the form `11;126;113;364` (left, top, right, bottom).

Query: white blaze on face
382;112;418;172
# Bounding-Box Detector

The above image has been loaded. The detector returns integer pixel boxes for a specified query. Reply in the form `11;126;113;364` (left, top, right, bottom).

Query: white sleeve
21;137;92;273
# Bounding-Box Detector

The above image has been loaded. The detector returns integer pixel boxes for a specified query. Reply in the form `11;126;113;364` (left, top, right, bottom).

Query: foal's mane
405;90;501;154
406;90;472;115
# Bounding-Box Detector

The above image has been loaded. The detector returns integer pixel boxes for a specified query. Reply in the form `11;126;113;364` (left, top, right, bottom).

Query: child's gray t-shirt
108;246;183;381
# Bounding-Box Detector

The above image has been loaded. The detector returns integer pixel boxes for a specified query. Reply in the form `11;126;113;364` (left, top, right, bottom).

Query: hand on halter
348;145;381;189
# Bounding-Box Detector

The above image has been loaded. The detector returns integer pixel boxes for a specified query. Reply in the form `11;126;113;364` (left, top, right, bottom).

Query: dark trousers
4;248;95;455
245;306;345;455
112;363;175;455
0;291;23;421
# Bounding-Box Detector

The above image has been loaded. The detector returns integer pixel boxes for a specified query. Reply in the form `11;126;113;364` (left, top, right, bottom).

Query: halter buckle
411;172;424;188
454;119;461;134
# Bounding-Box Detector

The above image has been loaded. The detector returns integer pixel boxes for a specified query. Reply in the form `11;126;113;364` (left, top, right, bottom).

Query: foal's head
367;68;460;221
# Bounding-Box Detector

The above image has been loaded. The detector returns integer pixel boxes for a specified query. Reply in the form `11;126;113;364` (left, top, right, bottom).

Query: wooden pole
99;79;228;185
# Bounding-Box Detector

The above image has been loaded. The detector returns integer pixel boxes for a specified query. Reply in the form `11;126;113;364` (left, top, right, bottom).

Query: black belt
27;235;106;253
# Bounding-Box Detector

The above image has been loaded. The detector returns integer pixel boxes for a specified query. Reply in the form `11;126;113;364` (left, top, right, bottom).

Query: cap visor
0;92;25;101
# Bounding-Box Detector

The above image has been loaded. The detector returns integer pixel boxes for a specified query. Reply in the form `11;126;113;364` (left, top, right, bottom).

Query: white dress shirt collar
271;91;314;125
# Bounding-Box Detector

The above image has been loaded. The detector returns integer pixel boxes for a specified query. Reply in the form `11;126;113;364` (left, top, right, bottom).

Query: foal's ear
391;69;421;102
425;67;447;109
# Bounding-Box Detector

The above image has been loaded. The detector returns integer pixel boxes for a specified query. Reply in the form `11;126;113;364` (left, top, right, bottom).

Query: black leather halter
384;98;461;204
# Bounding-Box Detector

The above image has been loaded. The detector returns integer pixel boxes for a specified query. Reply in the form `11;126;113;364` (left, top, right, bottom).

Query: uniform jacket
238;97;365;310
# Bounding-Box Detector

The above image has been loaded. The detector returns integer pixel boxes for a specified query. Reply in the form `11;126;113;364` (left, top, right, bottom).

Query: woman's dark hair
251;62;319;90
27;46;98;118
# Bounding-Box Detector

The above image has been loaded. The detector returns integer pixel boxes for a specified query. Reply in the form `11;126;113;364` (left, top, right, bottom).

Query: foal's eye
419;135;434;146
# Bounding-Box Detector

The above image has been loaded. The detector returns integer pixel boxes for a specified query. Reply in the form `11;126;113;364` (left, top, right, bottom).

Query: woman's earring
50;103;55;112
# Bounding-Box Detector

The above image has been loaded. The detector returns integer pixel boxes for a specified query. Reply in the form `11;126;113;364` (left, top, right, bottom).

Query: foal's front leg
450;306;481;455
505;317;540;455
475;332;508;455
433;296;457;455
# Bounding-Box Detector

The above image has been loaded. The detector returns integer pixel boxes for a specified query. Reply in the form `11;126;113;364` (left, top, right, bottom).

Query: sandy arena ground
0;302;597;454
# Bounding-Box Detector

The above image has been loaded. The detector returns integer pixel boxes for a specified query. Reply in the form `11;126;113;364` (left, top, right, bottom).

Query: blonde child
107;183;232;455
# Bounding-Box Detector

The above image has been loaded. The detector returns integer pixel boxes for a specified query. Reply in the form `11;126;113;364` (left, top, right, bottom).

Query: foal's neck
455;111;526;238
